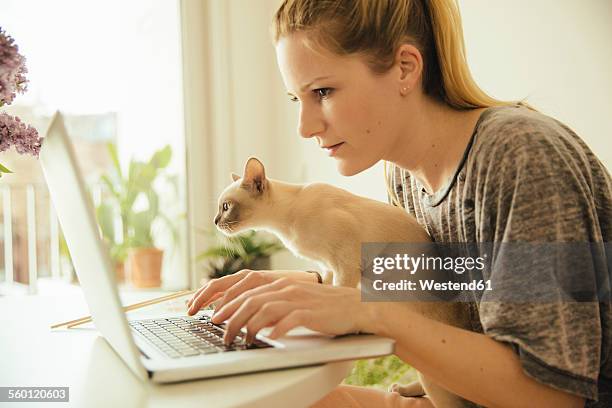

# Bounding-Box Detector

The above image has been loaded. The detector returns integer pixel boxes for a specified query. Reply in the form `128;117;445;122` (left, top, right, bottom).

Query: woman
187;0;611;406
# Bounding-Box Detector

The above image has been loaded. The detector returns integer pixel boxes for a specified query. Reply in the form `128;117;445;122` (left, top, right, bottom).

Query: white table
0;286;354;408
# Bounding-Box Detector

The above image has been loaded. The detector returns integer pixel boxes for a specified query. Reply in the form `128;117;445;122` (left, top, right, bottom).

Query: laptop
39;111;395;383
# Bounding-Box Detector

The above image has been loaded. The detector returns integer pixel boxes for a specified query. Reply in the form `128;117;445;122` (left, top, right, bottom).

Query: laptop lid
40;111;148;381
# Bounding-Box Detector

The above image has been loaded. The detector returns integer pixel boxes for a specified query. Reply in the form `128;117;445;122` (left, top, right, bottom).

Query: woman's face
275;32;406;176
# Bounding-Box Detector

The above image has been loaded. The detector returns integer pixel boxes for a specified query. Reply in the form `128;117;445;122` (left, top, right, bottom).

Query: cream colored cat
214;157;476;408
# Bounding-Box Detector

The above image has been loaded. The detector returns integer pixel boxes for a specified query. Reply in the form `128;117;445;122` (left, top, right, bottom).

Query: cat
213;157;476;408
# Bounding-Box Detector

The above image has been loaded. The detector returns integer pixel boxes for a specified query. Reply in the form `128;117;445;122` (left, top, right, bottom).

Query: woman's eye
288;95;299;103
314;88;332;100
222;202;229;211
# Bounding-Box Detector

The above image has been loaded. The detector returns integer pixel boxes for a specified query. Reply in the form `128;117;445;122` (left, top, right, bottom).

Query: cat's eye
222;202;229;212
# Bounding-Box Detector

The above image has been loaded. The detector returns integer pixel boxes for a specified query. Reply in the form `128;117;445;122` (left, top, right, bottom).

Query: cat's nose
214;214;221;225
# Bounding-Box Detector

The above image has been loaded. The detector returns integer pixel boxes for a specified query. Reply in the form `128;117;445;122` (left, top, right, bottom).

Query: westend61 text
372;279;493;291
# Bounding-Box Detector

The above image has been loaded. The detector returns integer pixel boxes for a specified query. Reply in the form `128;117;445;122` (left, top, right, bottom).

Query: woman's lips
322;142;344;157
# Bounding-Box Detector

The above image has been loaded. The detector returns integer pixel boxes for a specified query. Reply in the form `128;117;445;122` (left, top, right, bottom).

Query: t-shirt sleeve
472;125;607;402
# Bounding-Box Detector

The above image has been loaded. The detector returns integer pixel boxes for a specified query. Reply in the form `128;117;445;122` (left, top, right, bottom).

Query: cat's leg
332;258;361;287
333;272;361;287
321;270;334;285
388;380;425;397
315;262;334;285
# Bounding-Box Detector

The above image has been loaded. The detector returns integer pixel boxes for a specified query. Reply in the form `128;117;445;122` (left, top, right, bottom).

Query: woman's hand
186;269;319;316
209;278;378;345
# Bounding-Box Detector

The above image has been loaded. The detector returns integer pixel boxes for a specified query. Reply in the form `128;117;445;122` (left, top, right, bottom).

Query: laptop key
248;341;273;349
180;349;200;357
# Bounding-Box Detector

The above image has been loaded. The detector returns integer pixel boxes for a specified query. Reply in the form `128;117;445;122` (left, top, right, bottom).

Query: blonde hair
272;0;531;207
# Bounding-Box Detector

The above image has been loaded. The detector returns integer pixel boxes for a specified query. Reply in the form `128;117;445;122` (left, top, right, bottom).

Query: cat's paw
388;383;402;393
388;381;425;397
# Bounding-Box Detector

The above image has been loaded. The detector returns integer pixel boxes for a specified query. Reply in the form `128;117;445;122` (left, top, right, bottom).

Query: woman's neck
386;95;487;195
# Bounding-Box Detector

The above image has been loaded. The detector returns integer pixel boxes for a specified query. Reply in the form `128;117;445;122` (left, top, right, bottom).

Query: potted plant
197;230;285;281
96;142;173;288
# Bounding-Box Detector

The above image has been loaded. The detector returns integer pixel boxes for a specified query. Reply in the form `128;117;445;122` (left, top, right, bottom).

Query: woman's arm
197;276;586;408
366;302;586;408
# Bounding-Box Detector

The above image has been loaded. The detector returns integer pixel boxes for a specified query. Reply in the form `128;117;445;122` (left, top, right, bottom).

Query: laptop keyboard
129;315;273;359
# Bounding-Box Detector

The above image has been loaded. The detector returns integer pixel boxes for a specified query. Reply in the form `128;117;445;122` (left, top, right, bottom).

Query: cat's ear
242;157;267;194
231;172;241;182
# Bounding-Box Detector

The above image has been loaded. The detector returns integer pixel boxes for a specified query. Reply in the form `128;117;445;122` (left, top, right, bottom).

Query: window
0;0;188;292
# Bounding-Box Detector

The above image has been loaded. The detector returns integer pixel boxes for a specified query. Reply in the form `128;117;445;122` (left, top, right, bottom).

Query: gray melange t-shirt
390;105;611;406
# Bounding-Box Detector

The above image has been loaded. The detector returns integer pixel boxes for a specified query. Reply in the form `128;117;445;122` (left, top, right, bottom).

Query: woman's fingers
243;301;297;344
218;281;352;344
268;309;313;340
200;280;367;347
186;283;213;308
214;271;278;311
195;291;224;311
187;270;249;315
221;284;299;344
212;277;294;323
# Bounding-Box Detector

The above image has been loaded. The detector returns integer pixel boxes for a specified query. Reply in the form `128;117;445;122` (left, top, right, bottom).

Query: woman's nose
297;104;324;139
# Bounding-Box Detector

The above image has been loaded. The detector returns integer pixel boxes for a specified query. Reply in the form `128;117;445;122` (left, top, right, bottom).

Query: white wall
201;0;612;271
459;0;612;169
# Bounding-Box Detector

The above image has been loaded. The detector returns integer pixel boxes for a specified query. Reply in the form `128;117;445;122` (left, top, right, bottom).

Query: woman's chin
336;160;367;177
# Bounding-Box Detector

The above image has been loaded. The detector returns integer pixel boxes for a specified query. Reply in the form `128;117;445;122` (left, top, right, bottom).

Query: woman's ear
396;43;423;96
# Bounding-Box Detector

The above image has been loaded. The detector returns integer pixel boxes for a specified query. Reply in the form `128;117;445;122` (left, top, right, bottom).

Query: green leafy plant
343;355;417;391
197;230;285;279
95;142;173;264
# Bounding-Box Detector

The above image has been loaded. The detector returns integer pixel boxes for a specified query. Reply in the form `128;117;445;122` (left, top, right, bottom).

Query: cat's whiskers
219;220;240;235
224;220;241;234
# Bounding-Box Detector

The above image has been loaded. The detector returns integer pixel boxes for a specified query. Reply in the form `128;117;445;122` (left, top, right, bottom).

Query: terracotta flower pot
127;247;163;288
115;262;125;283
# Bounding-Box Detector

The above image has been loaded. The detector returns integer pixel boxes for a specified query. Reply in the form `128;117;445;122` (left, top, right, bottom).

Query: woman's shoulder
467;104;611;218
467;104;611;189
474;105;587;155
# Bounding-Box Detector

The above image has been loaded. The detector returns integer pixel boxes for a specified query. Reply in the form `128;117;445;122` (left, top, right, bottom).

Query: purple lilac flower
0;112;41;157
0;27;28;107
0;27;41;175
